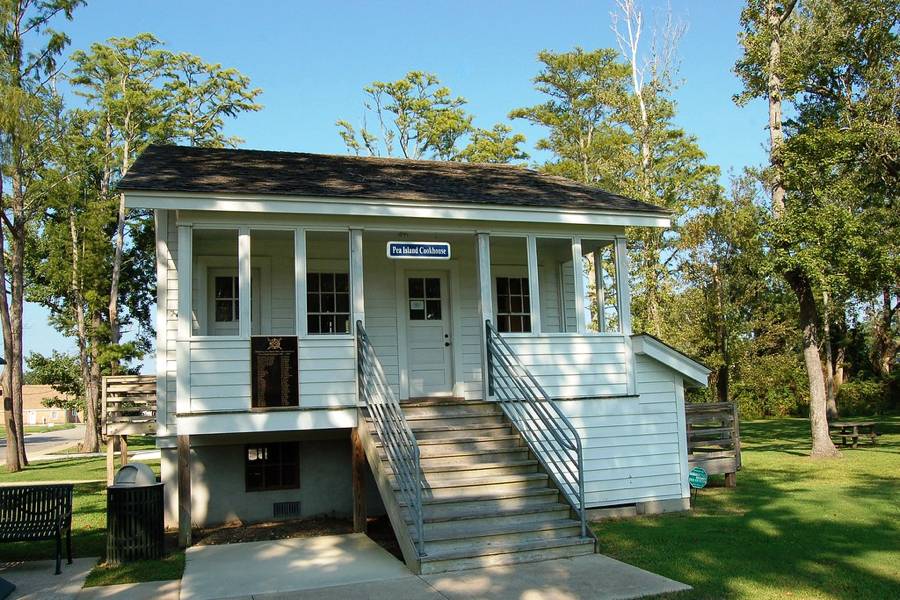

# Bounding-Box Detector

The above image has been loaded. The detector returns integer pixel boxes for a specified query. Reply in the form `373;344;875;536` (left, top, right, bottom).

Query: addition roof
119;144;669;215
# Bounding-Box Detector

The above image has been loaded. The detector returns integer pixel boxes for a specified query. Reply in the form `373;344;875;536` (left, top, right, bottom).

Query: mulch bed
188;515;403;561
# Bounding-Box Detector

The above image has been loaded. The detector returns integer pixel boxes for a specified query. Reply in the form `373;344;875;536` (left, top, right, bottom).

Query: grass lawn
593;415;900;600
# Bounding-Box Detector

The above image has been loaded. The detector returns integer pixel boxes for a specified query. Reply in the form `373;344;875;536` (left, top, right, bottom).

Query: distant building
0;385;80;425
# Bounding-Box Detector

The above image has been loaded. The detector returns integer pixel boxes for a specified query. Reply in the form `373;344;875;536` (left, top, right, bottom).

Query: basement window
245;441;300;492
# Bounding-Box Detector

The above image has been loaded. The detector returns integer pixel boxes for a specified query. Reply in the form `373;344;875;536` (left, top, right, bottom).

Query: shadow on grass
594;417;900;599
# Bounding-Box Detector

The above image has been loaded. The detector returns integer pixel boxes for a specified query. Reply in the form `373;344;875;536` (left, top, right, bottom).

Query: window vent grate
273;501;301;517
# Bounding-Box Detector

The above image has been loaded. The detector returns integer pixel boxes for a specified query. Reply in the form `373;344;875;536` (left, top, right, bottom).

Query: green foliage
836;377;897;416
338;70;527;164
25;350;84;411
454;124;529;165
337;71;472;160
510;47;631;187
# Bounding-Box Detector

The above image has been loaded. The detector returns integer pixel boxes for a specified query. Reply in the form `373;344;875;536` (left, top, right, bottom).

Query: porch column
176;221;193;415
177;434;192;547
476;232;493;400
350;229;365;330
616;236;638;395
351;427;367;533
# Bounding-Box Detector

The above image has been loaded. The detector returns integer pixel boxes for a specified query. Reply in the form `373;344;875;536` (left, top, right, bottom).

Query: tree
25;34;263;452
0;0;83;471
735;0;900;454
509;47;631;187
337;71;472;160
610;0;721;338
455;124;529;165
25;350;84;414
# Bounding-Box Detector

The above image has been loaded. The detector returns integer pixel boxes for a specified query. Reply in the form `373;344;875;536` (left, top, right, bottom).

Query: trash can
106;463;164;565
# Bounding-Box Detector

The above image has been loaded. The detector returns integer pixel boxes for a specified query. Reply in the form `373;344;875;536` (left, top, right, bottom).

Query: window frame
244;441;301;492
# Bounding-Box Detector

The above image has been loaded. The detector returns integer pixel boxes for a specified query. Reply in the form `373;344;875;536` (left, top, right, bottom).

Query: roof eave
124;189;672;228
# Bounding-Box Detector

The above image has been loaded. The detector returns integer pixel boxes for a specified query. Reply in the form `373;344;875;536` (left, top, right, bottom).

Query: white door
406;272;453;397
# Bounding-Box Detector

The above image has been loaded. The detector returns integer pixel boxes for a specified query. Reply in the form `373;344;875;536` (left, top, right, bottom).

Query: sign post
688;466;708;508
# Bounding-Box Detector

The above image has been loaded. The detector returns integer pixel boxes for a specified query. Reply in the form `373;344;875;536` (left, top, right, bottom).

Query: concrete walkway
2;533;690;600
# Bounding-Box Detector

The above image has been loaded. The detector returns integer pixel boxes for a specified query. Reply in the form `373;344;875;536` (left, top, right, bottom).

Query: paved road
0;424;86;465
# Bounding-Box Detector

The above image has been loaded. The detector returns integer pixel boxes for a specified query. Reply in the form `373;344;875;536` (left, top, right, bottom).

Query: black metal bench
0;484;74;574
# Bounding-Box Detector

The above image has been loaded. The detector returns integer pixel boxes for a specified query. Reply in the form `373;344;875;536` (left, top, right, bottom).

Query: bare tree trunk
822;293;839;420
70;211;96;451
870;289;898;376
80;311;104;453
788;273;841;457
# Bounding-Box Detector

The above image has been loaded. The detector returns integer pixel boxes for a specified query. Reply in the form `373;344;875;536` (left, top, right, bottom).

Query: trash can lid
113;463;157;486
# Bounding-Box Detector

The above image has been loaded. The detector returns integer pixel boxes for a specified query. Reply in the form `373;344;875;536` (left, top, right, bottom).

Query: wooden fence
102;375;157;484
686;401;741;488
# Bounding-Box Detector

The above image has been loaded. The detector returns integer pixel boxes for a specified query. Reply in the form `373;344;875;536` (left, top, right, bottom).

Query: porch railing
485;320;586;537
356;321;425;556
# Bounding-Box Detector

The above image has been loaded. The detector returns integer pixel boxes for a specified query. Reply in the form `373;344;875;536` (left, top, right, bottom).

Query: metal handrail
356;321;425;556
485;320;587;537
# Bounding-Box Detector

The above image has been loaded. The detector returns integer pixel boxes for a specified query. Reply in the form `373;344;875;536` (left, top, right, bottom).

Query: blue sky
22;0;768;368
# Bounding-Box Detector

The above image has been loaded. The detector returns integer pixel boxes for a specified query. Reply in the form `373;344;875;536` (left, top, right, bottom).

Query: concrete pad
77;580;180;600
180;533;416;600
250;577;447;600
421;554;692;600
0;558;97;600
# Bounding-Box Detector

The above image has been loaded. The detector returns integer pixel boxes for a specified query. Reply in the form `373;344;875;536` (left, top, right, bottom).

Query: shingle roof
119;144;667;214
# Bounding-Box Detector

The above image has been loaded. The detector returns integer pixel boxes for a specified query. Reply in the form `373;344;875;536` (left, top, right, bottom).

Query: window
408;277;442;320
245;441;300;492
306;231;351;335
490;236;531;333
214;276;239;323
307;272;350;334
496;276;531;332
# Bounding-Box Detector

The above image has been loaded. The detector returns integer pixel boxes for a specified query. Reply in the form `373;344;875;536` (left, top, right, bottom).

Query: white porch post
350;229;365;330
616;236;637;395
176;219;193;415
572;238;587;333
238;227;251;338
175;216;193;547
476;232;493;400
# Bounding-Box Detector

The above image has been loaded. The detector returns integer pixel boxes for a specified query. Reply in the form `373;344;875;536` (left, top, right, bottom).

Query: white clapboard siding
506;336;628;398
184;337;357;412
555;369;685;508
362;252;401;394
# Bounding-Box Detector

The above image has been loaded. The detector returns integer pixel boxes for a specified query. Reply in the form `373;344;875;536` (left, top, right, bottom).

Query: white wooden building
120;145;709;573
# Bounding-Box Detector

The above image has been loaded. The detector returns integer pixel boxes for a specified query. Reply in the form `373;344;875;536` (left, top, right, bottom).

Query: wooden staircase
359;399;596;575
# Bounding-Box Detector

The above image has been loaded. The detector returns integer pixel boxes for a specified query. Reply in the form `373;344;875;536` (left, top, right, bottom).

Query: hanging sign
387;241;451;260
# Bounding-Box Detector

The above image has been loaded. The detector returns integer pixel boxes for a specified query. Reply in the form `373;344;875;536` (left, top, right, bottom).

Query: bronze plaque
251;336;299;408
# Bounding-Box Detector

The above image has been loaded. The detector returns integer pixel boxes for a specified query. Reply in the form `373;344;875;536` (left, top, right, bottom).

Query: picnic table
829;421;880;449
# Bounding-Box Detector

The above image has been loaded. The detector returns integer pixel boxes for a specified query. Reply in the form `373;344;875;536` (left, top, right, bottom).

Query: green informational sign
688;467;708;489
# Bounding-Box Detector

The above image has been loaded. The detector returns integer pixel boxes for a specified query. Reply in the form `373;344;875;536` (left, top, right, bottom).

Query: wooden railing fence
102;375;157;485
685;401;741;488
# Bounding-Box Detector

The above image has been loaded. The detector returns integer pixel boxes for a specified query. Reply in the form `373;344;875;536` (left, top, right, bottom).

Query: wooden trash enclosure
686;402;741;488
102;375;157;485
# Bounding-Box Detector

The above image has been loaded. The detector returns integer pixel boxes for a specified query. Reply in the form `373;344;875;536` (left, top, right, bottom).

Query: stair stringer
356;414;423;574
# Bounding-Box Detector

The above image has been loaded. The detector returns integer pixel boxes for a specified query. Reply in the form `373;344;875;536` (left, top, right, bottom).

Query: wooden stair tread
392;472;547;492
417;518;582;543
419;535;594;563
418;501;572;525
398;487;559;508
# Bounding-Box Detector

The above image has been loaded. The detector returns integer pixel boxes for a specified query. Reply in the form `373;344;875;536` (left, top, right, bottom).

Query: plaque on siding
251;336;299;408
